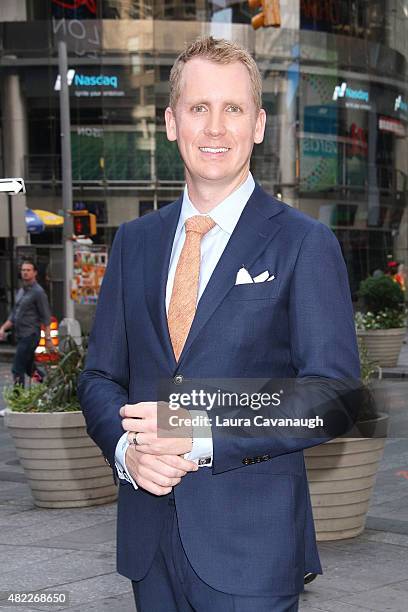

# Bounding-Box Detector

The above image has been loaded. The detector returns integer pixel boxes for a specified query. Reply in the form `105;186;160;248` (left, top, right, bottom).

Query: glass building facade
0;0;407;325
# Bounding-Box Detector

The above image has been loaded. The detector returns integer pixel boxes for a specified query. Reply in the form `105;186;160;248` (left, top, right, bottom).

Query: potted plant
3;337;117;509
355;274;407;367
304;340;389;541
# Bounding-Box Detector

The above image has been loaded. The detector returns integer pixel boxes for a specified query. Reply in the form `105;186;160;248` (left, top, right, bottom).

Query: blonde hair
169;36;262;112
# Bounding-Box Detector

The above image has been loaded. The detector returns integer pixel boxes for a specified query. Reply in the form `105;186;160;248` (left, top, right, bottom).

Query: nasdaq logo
332;82;369;103
332;82;347;101
54;69;76;91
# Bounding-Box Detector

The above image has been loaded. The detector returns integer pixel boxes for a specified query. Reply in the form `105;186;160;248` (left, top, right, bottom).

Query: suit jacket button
242;457;251;465
255;456;262;463
261;454;270;461
104;456;111;467
174;374;183;385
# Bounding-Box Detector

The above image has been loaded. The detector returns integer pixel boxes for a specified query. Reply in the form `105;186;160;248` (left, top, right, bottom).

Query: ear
254;108;266;144
165;106;177;142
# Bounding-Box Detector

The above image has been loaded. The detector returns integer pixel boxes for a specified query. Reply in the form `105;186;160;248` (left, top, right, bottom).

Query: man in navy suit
79;37;361;611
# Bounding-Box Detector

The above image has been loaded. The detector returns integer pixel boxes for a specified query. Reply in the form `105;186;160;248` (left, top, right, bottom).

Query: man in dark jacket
0;259;53;386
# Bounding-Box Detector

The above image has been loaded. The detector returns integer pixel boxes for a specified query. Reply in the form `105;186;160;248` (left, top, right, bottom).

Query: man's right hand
125;446;198;496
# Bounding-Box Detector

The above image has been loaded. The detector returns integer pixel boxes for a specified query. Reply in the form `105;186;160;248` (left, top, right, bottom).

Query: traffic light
248;0;281;30
70;210;97;238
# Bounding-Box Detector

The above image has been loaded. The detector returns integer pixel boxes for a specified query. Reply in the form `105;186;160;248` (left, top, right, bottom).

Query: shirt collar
23;281;37;291
180;172;255;235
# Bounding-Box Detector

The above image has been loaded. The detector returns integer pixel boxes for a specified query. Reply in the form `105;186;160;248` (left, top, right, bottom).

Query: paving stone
0;550;116;592
0;545;70;574
306;600;376;611
300;582;350;607
60;592;135;612
364;530;408;547
28;573;133;612
319;537;408;564
366;516;408;534
332;579;408;612
32;521;116;552
0;514;116;547
0;606;43;612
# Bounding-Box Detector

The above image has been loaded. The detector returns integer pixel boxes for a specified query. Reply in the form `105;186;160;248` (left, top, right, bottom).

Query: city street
1;2;407;610
0;362;408;611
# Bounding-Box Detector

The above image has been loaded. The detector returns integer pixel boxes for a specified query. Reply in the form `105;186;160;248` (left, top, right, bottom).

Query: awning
25;209;64;233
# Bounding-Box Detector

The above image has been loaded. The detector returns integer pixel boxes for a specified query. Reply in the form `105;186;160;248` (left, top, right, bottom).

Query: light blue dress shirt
115;173;256;488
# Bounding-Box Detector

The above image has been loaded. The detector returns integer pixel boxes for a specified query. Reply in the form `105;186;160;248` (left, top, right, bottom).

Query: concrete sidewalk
0;340;408;611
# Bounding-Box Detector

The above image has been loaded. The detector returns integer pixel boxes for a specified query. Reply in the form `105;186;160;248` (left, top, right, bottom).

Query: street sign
0;178;26;195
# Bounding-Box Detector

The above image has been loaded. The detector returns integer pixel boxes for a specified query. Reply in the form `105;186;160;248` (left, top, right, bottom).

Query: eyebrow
183;100;247;108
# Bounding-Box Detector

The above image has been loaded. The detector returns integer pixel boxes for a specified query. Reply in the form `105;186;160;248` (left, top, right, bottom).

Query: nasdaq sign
54;69;124;97
74;74;118;88
332;82;369;103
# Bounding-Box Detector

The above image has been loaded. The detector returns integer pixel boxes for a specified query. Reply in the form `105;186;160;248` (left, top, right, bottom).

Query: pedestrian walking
0;259;54;386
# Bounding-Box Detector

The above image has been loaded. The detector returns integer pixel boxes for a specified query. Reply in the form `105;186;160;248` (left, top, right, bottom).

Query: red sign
52;0;97;16
348;123;368;158
379;117;405;138
301;0;340;24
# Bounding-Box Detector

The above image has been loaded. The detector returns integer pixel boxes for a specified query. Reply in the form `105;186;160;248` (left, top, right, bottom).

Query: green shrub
3;336;86;413
358;275;404;313
355;308;407;330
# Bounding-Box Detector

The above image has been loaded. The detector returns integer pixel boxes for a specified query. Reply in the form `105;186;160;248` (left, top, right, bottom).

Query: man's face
21;264;37;284
165;58;266;191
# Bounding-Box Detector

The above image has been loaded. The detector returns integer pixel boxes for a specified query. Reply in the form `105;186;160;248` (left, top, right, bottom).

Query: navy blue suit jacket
78;183;361;596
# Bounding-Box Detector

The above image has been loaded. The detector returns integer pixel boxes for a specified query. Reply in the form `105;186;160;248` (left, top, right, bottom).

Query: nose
204;110;226;137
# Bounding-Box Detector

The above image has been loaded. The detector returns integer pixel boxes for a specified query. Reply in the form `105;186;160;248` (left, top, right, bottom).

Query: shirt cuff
184;410;213;467
114;432;138;490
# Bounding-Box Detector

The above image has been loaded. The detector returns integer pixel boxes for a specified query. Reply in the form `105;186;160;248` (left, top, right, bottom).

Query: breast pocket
228;280;280;301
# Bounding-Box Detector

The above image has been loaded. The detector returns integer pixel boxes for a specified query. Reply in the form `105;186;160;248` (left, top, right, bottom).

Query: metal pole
7;193;15;309
57;39;74;319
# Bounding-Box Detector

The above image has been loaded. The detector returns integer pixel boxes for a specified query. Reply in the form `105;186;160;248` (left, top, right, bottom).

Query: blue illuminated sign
74;74;118;88
333;82;369;103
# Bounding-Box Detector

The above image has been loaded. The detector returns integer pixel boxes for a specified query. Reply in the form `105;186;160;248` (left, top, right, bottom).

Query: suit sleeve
78;224;129;469
211;222;363;474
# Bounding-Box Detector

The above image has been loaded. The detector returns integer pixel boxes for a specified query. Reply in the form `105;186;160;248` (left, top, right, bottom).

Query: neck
186;169;250;213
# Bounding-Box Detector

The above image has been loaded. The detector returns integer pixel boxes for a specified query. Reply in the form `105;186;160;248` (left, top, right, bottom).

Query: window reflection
0;0;407;297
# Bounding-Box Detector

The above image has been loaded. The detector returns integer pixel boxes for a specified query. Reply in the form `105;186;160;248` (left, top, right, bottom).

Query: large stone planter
305;415;388;541
357;327;406;367
4;411;117;509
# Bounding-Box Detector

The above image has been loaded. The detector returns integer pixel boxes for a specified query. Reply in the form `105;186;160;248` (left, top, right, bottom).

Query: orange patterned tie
168;215;216;361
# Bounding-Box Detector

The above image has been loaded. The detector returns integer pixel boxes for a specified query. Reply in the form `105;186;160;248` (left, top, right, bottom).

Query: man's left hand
120;402;193;456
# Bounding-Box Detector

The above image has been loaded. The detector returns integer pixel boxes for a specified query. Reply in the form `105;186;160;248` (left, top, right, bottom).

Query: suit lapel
144;197;182;369
177;184;283;365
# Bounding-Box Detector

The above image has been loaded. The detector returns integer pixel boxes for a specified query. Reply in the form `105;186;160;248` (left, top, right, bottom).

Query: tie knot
185;215;216;237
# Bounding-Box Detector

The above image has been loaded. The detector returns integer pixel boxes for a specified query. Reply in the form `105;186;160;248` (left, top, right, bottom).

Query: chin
196;167;234;182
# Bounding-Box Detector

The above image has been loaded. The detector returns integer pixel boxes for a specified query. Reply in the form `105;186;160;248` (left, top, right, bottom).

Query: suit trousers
132;497;300;612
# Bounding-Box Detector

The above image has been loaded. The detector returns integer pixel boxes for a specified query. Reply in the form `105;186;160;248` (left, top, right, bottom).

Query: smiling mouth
199;147;230;153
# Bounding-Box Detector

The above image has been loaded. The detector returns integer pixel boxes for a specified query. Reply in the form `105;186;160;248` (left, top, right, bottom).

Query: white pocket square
235;267;275;285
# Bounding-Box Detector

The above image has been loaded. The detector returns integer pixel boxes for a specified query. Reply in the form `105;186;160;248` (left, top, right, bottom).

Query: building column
0;71;27;240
